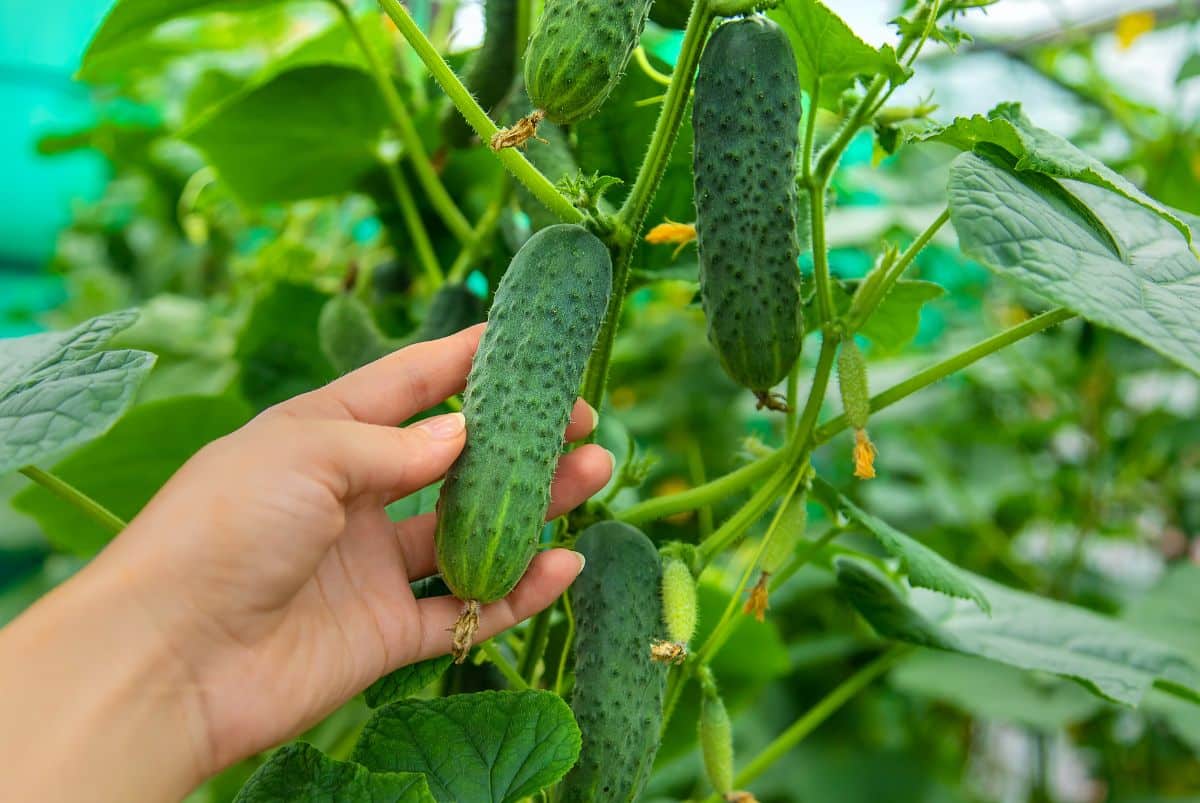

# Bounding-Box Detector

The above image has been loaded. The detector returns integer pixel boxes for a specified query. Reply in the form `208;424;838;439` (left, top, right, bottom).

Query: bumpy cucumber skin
560;521;667;803
435;225;611;605
661;555;698;645
649;0;692;30
524;0;654;124
442;0;518;146
837;339;871;430
699;690;735;796
693;17;803;392
404;283;485;345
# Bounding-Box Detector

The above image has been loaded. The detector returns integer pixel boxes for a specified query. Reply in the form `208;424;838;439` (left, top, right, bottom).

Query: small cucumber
560;521;667;803
318;293;394;375
435;225;612;658
693;17;804;393
402;283;485;345
442;0;519;147
699;684;735;797
524;0;654;123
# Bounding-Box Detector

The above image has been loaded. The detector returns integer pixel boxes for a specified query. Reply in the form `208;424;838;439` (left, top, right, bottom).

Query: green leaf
831;280;944;353
1122;564;1200;664
890;649;1105;731
236;283;336;410
0;310;155;476
812;478;988;612
12;395;252;556
186;66;391;204
1177;52;1200;85
769;0;908;109
948;151;1200;375
352;690;581;803
835;556;1200;707
234;742;434;802
919;103;1193;247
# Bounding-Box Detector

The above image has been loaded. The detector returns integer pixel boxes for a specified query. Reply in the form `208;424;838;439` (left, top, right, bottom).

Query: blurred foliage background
2;1;1200;801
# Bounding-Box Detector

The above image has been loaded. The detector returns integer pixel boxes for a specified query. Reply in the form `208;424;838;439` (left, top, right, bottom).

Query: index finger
316;323;486;426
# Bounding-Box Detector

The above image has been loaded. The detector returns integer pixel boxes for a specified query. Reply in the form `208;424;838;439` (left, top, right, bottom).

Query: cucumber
403;283;485;345
560;521;667;803
693;17;804;394
524;0;654;124
442;0;519;147
649;0;692;30
318;293;394;375
435;225;612;659
699;685;734;798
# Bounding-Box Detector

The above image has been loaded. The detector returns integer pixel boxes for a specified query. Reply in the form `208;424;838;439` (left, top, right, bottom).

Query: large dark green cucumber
524;0;654;124
560;521;667;803
693;17;803;392
435;224;611;656
442;0;519;147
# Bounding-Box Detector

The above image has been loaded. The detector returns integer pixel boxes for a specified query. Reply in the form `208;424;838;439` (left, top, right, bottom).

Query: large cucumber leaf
769;0;909;109
918;103;1193;247
352;690;581;803
812;478;989;612
0;310;154;476
186;66;390;205
835;557;1200;707
948;151;1200;375
235;742;433;802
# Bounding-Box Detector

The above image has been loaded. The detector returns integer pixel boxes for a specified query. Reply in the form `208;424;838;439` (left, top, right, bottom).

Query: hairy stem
334;0;473;243
702;646;909;800
383;159;444;287
377;0;582;225
447;179;512;283
814;308;1076;443
519;606;552;684
846;207;949;332
618;449;786;526
479;640;531;690
18;466;126;534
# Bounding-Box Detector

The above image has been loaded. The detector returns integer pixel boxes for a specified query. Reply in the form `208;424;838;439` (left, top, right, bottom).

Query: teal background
0;1;112;334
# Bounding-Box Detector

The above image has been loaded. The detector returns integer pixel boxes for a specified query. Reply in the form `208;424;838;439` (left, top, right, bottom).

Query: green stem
703;646;909;799
809;182;834;326
814;75;887;180
813;308;1076;444
480;640;531;690
18;466;126;533
447;179;512;283
377;0;582;225
333;0;473;243
767;525;844;590
383;159;444;287
693;465;807;666
519;606;553;684
785;358;802;436
801;78;820;181
553;590;576;697
618;446;785;526
846;208;949;332
579;0;715;408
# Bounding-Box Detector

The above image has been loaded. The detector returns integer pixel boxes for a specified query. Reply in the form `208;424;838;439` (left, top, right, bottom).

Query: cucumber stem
18;466;127;534
382;159;445;288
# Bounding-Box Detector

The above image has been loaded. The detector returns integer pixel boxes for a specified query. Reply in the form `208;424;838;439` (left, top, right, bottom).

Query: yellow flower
742;572;770;622
1115;11;1154;50
644;219;697;258
853;428;877;480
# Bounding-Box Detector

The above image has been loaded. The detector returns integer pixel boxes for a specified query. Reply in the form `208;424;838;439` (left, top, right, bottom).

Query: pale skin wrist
0;554;207;803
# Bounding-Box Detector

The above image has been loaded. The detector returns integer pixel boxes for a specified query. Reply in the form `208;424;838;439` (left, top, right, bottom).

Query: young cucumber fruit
560;521;667;803
442;0;518;147
402;283;485;346
693;17;804;394
318;293;394;375
435;224;611;659
523;0;654;123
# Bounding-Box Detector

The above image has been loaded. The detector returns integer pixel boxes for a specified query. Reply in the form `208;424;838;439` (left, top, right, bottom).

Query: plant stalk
383;159;444;287
18;466;126;534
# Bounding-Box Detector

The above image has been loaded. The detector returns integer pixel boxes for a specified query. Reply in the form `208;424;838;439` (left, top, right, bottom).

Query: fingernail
416;412;466;439
604;448;616;470
586;402;600;431
570;550;587;575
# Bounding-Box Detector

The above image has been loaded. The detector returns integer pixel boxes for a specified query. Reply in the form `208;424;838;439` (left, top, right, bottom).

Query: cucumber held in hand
560;521;667;803
524;0;654;124
693;17;804;403
435;224;612;660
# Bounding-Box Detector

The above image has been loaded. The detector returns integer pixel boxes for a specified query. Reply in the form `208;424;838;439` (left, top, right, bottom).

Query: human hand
0;324;612;801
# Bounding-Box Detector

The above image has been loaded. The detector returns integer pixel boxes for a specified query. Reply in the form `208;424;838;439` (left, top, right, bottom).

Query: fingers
305;413;468;500
564;398;599;443
412;549;586;662
288;324;486;426
394;443;614;579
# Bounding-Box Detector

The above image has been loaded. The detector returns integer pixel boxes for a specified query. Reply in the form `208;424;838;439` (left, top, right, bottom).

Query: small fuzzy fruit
837;338;877;479
699;682;734;796
435;225;612;660
524;0;654;123
560;521;667;803
653;555;698;662
693;17;804;397
744;490;807;621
